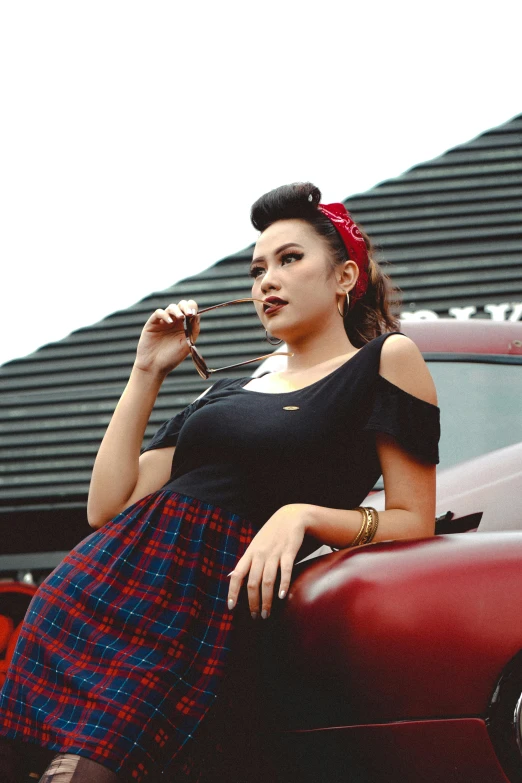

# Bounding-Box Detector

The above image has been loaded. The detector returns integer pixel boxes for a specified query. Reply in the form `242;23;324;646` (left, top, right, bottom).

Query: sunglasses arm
194;297;266;316
207;352;294;374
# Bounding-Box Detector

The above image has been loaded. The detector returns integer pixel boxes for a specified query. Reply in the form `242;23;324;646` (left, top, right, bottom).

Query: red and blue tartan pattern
0;490;256;782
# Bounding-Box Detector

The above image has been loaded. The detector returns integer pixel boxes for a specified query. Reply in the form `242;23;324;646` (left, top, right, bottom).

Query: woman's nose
260;265;281;292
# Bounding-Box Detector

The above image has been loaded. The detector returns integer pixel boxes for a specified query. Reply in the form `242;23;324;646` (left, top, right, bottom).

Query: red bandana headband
317;202;369;308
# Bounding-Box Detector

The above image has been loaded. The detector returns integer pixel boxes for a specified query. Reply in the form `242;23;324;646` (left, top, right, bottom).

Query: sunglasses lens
191;347;209;379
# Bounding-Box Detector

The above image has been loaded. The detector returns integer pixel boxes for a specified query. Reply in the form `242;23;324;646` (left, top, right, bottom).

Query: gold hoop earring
337;292;350;318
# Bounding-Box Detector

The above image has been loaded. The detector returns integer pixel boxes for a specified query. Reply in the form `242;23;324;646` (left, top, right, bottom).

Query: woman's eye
248;253;303;279
281;252;303;265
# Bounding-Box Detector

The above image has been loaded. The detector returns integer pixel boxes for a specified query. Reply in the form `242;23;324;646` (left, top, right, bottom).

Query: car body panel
277;534;522;727
284;719;511;783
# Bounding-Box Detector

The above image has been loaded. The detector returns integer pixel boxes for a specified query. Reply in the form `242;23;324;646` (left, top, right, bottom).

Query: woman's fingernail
251;611;258;620
167;316;173;323
279;590;286;599
228;599;235;610
190;308;197;315
226;572;234;577
261;610;269;620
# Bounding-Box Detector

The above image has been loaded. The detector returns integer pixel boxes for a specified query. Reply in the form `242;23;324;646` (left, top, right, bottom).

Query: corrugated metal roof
1;112;521;551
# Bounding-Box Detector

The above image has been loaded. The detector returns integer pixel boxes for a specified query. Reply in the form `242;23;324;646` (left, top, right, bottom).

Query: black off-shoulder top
142;331;440;530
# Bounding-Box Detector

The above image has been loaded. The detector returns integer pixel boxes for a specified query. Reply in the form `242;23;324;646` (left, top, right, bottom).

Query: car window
429;361;522;471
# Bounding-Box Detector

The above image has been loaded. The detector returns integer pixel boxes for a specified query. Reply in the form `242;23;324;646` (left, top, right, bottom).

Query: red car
0;582;37;690
261;319;522;783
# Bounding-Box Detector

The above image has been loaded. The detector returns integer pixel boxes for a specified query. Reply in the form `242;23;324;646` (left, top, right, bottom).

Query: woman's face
250;218;355;342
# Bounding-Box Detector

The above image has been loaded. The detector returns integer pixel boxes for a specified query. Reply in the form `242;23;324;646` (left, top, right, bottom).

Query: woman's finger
146;299;199;329
150;308;174;326
164;303;186;321
278;552;295;600
246;556;264;618
227;554;250;611
260;558;280;619
177;299;198;317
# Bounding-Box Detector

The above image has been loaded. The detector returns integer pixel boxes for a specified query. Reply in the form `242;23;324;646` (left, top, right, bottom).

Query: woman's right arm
87;298;201;529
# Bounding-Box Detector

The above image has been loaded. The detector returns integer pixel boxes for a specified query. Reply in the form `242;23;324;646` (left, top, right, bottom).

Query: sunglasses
183;298;294;380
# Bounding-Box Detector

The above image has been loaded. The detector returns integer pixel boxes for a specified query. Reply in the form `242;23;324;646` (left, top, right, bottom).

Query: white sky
1;1;521;367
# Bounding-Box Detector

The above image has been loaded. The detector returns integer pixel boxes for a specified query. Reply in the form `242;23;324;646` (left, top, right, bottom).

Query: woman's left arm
227;335;438;619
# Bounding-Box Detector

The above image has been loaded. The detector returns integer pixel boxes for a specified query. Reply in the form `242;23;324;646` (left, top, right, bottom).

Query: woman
0;182;440;782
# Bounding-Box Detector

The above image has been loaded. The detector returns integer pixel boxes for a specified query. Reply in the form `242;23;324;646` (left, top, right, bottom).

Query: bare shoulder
379;333;438;406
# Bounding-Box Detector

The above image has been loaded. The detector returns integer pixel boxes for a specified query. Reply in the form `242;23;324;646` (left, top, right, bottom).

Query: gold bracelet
361;506;379;545
360;506;375;545
350;507;369;547
359;506;374;545
368;506;380;543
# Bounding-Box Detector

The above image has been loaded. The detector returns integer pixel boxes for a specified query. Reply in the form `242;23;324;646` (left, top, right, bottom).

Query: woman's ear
336;259;359;294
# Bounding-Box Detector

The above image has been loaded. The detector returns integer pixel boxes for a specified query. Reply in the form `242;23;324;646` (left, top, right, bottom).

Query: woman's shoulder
361;332;441;464
378;332;438;407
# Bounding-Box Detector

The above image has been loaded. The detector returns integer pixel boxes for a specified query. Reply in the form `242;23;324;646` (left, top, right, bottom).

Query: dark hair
250;181;401;347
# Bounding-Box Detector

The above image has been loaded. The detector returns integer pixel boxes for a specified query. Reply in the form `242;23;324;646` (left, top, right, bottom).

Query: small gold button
283;406;300;411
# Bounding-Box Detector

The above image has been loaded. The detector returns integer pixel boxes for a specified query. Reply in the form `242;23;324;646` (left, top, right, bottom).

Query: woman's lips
264;302;287;315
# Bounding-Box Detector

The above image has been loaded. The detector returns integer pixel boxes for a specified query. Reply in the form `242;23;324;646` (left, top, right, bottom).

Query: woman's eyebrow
251;242;304;266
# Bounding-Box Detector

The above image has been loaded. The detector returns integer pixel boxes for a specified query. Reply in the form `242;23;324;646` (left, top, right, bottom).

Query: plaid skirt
0;490;259;782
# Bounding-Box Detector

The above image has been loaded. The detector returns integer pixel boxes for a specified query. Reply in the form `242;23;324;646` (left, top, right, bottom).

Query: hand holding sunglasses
135;298;293;379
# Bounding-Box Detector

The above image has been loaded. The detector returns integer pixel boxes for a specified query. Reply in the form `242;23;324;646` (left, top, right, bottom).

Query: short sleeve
140;379;231;453
362;374;440;464
141;400;201;453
